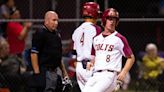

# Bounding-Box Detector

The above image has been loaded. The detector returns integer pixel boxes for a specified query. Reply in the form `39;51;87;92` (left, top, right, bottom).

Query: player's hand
113;80;123;92
86;62;94;70
82;59;90;69
117;71;126;82
73;59;77;68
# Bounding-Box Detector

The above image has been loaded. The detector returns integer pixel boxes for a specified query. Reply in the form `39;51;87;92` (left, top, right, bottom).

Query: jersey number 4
80;32;84;46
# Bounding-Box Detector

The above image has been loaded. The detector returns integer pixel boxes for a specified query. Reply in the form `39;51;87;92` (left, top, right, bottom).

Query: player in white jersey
83;8;135;92
72;2;101;91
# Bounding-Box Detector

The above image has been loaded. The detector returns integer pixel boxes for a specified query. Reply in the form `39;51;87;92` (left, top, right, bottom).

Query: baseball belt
96;69;114;73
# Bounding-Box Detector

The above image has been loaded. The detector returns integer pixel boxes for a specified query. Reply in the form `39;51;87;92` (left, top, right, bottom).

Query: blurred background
0;0;164;92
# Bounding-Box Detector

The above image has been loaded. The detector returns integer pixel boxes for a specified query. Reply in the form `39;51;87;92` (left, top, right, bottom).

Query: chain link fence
0;0;164;92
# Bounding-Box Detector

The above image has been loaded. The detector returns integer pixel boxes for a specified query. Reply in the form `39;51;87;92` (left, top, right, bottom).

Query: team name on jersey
95;44;114;51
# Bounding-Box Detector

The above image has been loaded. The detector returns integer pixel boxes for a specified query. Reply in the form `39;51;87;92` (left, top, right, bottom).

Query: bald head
44;11;58;31
44;11;58;20
145;43;158;58
146;43;157;52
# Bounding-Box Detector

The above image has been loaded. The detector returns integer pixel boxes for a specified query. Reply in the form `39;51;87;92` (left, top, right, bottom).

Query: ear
115;19;119;27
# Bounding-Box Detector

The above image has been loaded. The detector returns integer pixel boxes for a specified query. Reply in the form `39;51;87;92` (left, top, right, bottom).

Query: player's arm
117;36;135;81
86;45;95;70
117;54;135;81
71;49;78;67
72;49;77;60
71;38;77;66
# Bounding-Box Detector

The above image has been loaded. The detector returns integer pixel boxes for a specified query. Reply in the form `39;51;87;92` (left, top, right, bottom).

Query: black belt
46;67;57;71
44;65;57;71
96;69;114;73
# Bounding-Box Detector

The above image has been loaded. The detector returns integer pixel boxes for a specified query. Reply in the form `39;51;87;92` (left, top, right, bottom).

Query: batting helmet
82;2;100;19
102;8;119;26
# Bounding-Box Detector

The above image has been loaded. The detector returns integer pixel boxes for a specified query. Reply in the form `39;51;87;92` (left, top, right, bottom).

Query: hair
9;7;17;15
3;0;10;4
0;36;9;58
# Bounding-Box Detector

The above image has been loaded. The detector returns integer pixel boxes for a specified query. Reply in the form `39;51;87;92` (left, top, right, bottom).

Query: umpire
30;11;68;92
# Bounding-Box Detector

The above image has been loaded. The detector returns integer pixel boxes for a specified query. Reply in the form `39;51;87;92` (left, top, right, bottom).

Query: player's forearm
122;54;135;74
31;53;40;74
60;60;68;77
18;27;29;40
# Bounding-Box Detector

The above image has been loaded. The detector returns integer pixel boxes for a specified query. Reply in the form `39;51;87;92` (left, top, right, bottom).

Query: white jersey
92;31;133;72
72;22;101;61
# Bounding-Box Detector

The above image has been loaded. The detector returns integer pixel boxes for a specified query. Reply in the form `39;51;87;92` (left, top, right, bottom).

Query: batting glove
113;80;123;92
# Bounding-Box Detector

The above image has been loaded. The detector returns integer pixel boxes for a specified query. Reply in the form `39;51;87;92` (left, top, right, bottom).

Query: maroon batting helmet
82;2;100;19
102;8;119;26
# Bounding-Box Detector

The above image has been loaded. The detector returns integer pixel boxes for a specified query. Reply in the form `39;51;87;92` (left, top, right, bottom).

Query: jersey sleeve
31;30;44;53
91;25;101;57
92;24;101;37
116;33;133;57
91;44;95;56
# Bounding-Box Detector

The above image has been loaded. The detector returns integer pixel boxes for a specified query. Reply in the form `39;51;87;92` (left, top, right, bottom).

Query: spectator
0;0;15;19
142;43;164;80
0;36;9;59
142;43;164;90
0;36;10;92
159;0;164;15
0;0;16;36
6;8;32;58
0;36;25;92
4;9;32;78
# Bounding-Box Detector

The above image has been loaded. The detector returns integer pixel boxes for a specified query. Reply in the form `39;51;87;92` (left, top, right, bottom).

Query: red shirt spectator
6;22;25;54
6;9;31;55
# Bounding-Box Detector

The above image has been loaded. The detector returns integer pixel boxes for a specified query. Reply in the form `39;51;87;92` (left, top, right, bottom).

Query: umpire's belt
44;65;57;71
96;69;114;73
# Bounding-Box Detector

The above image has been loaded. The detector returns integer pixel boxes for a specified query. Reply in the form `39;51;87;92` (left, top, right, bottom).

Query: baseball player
72;2;101;91
83;8;135;92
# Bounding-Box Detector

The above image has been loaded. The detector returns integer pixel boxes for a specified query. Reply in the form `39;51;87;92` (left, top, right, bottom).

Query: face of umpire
44;11;59;32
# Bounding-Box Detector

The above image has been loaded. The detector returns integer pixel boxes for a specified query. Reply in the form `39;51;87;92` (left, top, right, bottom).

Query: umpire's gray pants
44;70;58;92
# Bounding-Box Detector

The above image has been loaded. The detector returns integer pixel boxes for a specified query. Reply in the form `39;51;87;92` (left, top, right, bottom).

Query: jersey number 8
106;55;110;62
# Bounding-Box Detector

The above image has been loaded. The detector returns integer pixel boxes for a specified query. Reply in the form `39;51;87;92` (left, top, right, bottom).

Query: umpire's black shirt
31;25;62;68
